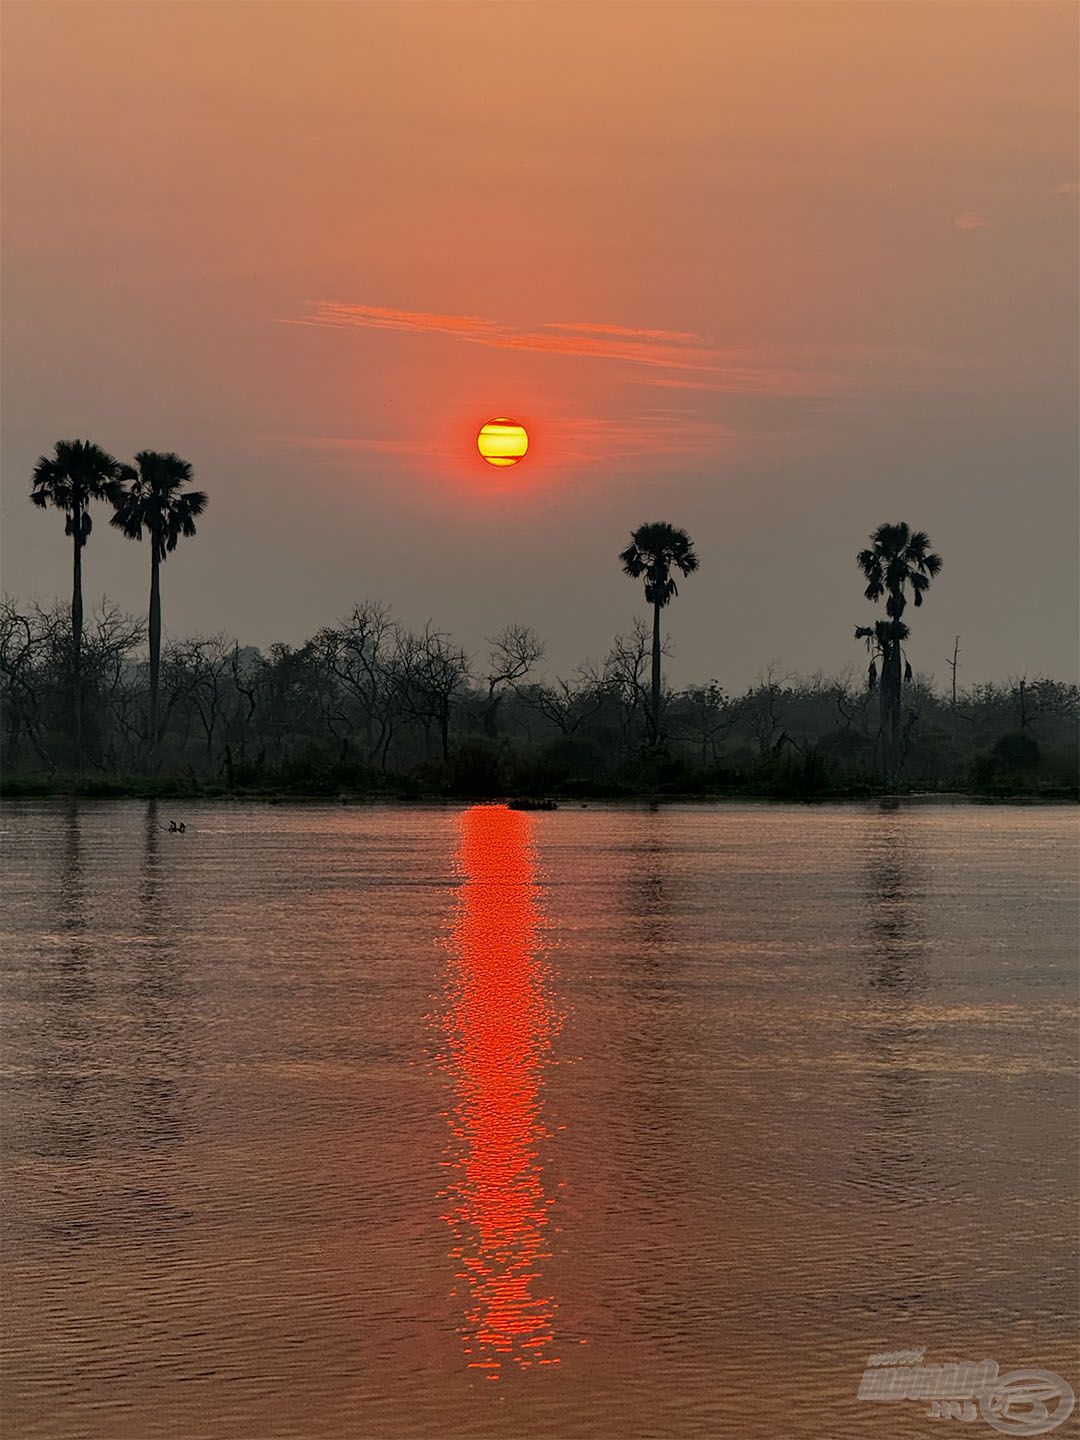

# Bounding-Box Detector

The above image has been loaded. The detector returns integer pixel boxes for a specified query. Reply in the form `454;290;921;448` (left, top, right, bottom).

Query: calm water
1;799;1077;1439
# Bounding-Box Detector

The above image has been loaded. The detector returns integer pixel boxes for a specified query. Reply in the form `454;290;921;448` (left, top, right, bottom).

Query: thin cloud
296;303;503;338
953;212;990;231
1051;180;1079;196
294;300;845;396
493;328;729;374
544;321;704;343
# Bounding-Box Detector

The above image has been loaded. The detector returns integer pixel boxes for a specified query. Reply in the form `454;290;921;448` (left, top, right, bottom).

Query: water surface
2;800;1076;1438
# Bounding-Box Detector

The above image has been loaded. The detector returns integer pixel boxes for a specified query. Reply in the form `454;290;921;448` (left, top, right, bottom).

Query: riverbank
3;774;1075;804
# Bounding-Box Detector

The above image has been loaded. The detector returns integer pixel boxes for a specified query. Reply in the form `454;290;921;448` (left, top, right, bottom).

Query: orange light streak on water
442;804;561;1378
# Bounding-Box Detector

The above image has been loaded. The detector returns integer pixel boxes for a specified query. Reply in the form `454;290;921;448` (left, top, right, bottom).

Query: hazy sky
2;0;1077;690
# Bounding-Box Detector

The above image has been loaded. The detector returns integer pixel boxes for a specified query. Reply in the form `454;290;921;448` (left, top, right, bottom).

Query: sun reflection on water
440;804;561;1379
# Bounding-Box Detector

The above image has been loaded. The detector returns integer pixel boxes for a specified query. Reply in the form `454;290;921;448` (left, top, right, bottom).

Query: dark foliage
2;596;1076;799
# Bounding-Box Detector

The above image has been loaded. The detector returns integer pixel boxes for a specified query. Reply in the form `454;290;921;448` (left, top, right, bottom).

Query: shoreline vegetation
8;444;1079;803
4;589;1077;807
5;586;1077;807
4;789;1077;812
3;776;1075;805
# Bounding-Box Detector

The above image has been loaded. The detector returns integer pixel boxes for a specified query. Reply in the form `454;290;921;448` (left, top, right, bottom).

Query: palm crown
857;522;942;622
30;439;127;543
619;522;699;609
110;451;208;559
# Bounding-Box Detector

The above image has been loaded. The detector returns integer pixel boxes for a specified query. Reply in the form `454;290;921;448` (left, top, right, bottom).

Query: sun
477;418;528;467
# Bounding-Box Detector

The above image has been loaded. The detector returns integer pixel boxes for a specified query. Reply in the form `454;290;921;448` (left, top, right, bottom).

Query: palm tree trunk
148;545;161;765
71;510;83;769
651;598;662;744
883;632;903;776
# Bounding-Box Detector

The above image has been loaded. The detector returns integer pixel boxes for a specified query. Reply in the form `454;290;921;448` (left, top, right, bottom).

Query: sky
2;0;1077;692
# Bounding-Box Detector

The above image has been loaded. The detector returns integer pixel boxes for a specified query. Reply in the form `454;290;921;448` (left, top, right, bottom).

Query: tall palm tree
30;439;128;765
856;522;942;774
619;522;699;743
111;451;207;756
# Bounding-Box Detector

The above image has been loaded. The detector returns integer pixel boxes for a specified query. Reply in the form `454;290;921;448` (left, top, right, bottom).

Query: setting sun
477;419;528;467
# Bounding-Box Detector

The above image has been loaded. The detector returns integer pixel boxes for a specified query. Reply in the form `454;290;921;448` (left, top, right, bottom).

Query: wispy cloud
290;301;849;397
302;303;503;339
544;321;704;344
1051;180;1079;197
953;211;990;231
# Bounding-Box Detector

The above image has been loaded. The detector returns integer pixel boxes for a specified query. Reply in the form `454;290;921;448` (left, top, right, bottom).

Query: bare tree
670;681;735;764
481;623;544;736
1007;675;1079;732
604;619;658;748
0;599;65;767
828;664;874;741
517;667;610;738
390;624;471;762
318;602;400;766
161;635;232;766
739;664;792;757
227;644;260;763
251;642;328;764
82;599;146;770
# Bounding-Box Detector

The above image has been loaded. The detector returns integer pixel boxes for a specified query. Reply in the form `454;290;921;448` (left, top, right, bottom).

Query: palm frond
858;522;941;638
28;439;125;527
113;452;207;560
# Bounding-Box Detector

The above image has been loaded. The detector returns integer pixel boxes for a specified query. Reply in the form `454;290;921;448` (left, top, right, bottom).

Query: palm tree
619;522;699;743
856;522;942;774
111;451;207;756
30;439;128;764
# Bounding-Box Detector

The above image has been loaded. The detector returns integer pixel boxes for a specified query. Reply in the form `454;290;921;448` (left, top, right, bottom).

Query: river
2;799;1076;1438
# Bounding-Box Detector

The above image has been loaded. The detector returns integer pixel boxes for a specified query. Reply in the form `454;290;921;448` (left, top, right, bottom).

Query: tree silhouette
30;439;128;764
619;522;699;743
110;451;207;758
482;624;544;737
855;522;942;775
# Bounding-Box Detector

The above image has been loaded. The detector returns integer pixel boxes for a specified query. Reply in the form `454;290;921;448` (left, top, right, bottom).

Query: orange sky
2;1;1077;685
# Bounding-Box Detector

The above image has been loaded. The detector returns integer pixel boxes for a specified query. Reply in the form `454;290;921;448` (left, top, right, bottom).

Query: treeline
2;596;1077;798
18;438;1073;798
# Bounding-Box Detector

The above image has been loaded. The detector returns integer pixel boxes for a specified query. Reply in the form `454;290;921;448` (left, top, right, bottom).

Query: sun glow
477;419;528;467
